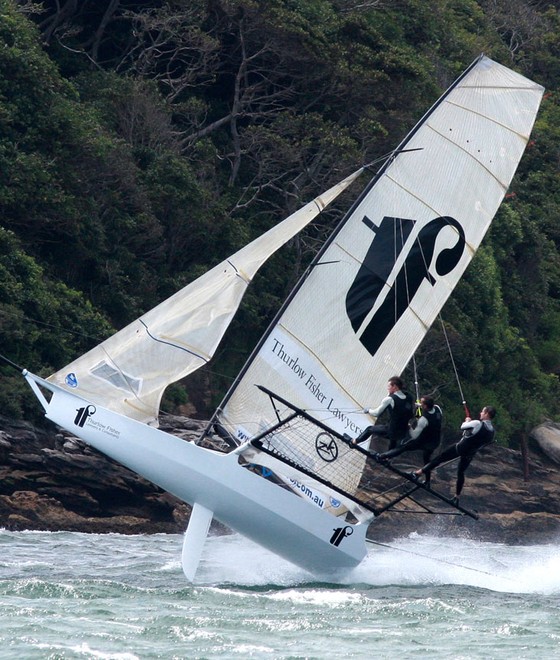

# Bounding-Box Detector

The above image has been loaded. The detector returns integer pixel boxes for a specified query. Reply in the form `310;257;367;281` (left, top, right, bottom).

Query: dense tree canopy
1;0;559;444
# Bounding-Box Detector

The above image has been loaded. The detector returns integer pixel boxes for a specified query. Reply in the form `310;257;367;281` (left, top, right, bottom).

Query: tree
0;226;114;420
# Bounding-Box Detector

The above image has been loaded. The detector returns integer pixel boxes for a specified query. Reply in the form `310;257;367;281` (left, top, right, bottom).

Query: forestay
47;167;365;426
216;56;544;458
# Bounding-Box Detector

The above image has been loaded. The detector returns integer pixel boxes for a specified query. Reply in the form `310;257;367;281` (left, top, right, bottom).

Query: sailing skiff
17;55;543;580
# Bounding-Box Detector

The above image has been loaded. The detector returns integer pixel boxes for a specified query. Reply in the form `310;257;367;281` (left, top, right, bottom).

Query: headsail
215;56;544;453
46;167;365;425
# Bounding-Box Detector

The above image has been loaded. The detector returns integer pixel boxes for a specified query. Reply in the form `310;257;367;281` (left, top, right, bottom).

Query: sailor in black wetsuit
377;396;442;475
353;376;414;450
413;405;496;504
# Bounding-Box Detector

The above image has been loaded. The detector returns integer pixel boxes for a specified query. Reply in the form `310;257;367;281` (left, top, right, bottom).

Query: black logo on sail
346;215;466;356
74;405;96;427
330;526;353;546
315;433;338;462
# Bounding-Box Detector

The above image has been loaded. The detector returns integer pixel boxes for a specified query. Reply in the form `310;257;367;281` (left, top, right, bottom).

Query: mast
214;55;544;452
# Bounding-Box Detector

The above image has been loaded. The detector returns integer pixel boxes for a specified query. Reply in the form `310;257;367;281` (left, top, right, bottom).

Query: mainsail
46;167;365;425
215;56;544;461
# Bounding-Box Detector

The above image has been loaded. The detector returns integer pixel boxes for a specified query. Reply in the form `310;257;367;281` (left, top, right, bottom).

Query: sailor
353;376;414;450
377;395;442;478
413;405;496;504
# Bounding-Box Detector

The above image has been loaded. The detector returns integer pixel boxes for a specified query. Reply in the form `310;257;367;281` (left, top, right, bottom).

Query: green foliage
0;0;559;441
160;382;190;414
0;226;114;419
413;231;560;446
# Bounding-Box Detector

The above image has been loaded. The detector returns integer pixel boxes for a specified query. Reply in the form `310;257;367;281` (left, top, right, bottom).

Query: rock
159;414;203;432
0;414;559;545
530;421;560;464
62;438;84;453
0;413;203;535
0;433;12;464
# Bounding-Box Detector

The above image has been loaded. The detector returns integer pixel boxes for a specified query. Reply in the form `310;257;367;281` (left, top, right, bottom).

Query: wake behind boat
15;55;543;580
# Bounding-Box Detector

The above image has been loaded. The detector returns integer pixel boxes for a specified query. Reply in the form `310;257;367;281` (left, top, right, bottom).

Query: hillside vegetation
1;0;560;445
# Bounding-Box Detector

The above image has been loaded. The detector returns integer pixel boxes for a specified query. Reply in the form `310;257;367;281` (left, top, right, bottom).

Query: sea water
0;529;559;659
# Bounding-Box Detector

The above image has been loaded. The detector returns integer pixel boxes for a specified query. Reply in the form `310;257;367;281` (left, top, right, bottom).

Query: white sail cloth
47;167;365;425
218;56;544;448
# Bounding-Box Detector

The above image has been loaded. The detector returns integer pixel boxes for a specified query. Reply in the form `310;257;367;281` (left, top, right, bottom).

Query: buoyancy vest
457;420;495;456
419;405;442;450
388;391;414;440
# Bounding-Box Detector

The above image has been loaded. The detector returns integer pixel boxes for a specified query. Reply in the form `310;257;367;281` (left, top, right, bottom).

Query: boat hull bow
27;373;368;577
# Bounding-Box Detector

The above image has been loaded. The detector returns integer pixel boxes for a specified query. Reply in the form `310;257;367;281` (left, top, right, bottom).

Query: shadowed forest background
1;0;560;447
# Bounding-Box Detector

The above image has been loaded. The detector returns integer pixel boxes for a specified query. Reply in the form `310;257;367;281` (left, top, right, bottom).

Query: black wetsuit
386;391;415;448
382;405;442;463
356;390;414;449
421;419;495;496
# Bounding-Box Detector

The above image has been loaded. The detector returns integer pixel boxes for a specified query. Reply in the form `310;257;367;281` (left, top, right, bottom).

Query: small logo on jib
74;405;96;428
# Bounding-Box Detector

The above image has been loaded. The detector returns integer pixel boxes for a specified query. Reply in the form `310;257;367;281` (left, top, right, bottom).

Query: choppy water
0;529;559;659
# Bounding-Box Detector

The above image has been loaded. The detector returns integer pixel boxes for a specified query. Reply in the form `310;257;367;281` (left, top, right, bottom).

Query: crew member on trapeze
376;395;442;481
412;405;496;504
353;376;414;450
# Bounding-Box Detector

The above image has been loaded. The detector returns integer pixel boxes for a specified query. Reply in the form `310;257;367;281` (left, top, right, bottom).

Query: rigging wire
411;356;422;417
438;315;470;418
398;217;422;414
364;537;517;584
396;215;470;417
0;306;108;344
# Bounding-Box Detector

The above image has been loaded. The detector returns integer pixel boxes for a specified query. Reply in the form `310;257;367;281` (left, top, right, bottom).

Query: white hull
26;373;368;577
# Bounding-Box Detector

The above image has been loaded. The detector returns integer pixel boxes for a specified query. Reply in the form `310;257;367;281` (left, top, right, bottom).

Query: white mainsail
216;56;544;460
47;167;365;425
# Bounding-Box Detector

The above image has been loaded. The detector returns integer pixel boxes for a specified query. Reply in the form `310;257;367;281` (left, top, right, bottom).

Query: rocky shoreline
0;415;195;535
0;414;559;545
